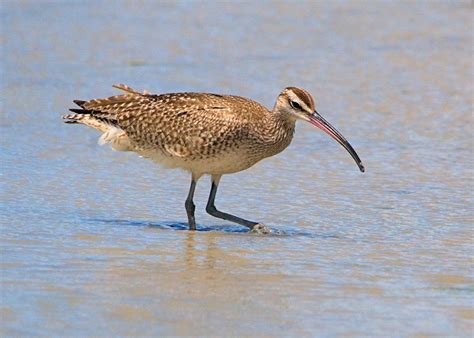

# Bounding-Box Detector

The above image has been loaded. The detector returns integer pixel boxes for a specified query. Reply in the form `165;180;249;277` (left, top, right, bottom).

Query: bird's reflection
183;231;218;271
87;218;251;274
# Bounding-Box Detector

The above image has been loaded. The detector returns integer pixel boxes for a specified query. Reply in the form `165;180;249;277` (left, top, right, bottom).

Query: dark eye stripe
290;100;302;110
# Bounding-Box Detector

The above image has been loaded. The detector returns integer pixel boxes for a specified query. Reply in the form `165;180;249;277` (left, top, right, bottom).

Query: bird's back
64;85;292;175
120;92;268;151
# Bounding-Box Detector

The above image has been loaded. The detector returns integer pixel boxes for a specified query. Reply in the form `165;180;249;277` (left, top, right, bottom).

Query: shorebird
63;84;364;233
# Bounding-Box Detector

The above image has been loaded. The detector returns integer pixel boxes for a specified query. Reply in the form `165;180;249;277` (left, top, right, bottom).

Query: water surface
1;1;473;336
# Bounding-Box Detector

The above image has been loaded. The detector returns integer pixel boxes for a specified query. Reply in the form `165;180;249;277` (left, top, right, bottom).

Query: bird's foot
250;223;272;234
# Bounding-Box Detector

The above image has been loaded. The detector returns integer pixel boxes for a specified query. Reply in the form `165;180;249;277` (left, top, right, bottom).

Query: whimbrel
63;84;364;232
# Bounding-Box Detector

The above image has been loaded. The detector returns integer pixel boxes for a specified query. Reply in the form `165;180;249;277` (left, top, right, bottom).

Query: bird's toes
250;223;272;235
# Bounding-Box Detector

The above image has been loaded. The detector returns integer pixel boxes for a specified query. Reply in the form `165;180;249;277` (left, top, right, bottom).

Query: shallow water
1;1;473;336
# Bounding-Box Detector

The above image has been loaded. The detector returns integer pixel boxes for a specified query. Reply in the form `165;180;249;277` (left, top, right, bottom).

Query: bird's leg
185;176;197;230
205;175;259;230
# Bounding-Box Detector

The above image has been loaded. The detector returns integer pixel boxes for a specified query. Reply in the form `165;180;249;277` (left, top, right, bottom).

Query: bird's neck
258;111;296;154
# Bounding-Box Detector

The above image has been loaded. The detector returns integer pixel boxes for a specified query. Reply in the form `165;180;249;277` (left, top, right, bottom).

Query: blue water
1;1;473;336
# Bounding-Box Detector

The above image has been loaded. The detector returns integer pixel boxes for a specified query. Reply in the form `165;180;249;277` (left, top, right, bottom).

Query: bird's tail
62;112;111;133
62;101;131;151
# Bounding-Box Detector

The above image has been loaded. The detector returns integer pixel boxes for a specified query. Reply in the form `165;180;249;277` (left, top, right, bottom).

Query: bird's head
274;87;365;173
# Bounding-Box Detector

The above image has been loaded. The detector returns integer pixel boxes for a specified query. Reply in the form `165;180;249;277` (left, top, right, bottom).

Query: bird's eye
290;100;302;110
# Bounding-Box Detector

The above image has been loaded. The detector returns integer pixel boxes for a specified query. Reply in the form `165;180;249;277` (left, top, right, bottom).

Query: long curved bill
308;111;365;172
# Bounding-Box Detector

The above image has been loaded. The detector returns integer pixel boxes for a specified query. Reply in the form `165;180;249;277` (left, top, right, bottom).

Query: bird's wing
116;92;267;157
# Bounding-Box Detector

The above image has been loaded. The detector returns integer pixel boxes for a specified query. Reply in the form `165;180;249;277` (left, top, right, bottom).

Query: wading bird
63;84;364;233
